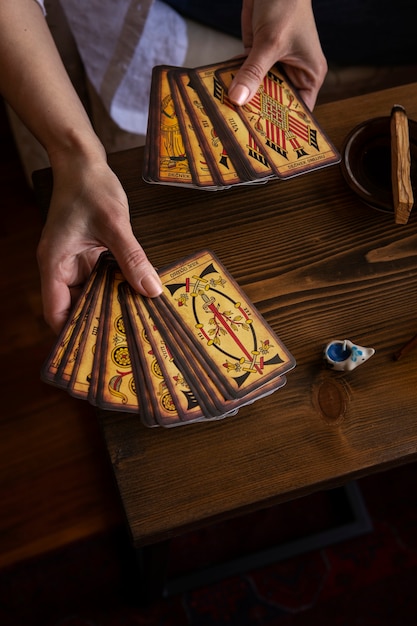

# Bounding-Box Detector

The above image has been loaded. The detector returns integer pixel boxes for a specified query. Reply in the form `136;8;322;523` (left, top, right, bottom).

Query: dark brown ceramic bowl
341;116;417;213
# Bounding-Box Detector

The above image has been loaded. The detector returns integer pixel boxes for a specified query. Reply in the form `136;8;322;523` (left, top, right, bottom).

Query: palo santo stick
391;104;414;224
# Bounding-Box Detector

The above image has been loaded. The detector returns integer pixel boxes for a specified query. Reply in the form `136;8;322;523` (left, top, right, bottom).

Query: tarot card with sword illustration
147;249;295;400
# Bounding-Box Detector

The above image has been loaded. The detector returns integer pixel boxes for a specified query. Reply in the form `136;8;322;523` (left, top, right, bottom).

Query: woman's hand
37;148;162;334
1;1;161;335
228;0;327;110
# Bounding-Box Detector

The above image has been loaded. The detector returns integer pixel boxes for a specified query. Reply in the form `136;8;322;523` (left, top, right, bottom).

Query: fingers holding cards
215;61;340;178
144;58;340;189
42;251;296;428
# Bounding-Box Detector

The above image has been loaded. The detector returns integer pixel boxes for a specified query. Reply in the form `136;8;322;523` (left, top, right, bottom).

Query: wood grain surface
33;83;417;550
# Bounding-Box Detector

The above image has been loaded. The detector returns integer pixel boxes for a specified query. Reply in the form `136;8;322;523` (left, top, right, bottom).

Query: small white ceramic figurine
324;339;375;372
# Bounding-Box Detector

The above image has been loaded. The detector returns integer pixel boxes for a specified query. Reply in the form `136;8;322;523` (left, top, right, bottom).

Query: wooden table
34;82;417;596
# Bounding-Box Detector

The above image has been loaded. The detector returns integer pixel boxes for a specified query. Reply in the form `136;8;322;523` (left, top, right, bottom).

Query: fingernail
141;272;163;297
229;83;250;106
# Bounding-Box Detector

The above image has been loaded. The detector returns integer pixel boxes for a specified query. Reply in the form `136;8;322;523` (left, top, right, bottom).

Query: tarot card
169;67;244;188
167;71;220;189
142;65;156;184
144;65;195;187
57;253;114;393
119;284;159;427
144;290;288;417
144;293;233;400
41;249;295;426
215;60;341;179
142;293;239;417
121;282;186;427
122;283;213;425
154;249;296;399
189;61;274;183
40;253;106;388
90;262;138;412
67;257;110;400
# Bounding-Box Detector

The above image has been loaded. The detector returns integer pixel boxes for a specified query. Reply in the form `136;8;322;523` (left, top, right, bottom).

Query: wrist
47;126;107;173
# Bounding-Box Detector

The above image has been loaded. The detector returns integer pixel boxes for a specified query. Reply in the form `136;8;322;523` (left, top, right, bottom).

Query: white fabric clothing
35;0;188;135
14;0;241;182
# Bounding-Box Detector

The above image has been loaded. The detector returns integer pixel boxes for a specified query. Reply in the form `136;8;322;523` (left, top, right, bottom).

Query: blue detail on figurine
324;339;375;372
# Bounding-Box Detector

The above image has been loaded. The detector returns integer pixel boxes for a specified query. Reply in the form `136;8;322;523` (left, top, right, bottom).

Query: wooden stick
393;333;417;361
391;104;414;224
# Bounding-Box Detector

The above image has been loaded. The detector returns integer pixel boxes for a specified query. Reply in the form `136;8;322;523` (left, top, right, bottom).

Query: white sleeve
33;0;46;16
59;0;187;135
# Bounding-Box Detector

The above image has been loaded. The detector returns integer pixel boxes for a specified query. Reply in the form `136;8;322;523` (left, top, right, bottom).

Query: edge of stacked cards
41;250;296;428
143;58;340;191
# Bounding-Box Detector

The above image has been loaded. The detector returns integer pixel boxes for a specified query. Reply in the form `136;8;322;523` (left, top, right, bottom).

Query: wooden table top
35;82;417;549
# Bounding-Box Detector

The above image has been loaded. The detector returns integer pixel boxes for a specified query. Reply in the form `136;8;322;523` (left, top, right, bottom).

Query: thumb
228;46;276;106
110;232;163;298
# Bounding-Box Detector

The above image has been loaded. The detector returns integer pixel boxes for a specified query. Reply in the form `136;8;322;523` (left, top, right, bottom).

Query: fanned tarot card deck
143;58;340;190
41;250;296;428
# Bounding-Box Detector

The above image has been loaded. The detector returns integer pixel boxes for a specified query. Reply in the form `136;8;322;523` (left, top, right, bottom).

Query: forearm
0;0;105;167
